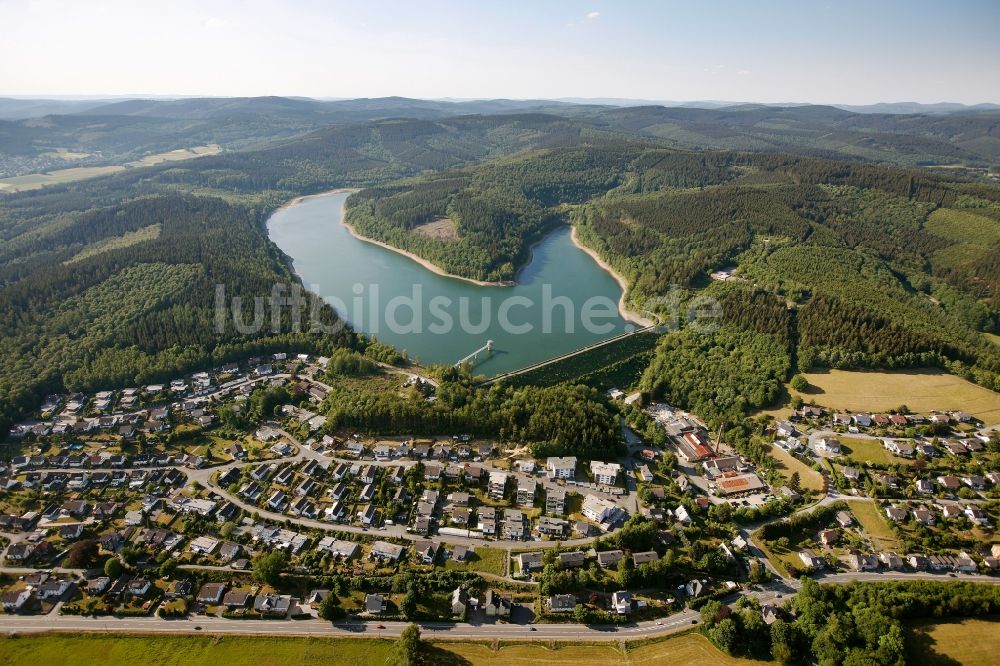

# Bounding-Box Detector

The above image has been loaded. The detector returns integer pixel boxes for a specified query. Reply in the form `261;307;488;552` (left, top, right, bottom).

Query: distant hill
2;96;998;180
834;102;1000;114
0;97;116;120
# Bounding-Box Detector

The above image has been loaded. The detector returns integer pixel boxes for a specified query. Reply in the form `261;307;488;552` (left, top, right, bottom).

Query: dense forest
317;371;623;460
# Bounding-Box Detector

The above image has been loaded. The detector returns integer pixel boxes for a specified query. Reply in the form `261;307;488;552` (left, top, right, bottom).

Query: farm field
847;499;902;552
986;332;1000;347
0;631;758;665
0;144;220;192
905;616;1000;666
769;444;825;492
838;436;913;467
0;165;124;191
788;369;1000;423
627;632;775;665
0;634;393;666
444;632;772;665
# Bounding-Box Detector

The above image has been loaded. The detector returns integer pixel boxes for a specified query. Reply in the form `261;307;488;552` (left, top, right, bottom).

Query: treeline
640;324;791;428
321;378;622;460
700;579;1000;663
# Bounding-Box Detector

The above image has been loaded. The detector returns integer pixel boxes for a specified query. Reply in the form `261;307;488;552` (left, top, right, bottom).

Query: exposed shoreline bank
570;226;655;327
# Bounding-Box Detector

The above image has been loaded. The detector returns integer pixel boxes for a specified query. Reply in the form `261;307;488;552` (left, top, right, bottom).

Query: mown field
0;165;125;191
790;369;1000;423
847;499;902;552
442;546;507;576
0;631;759;665
838;436;914;467
0;144;221;192
905;616;1000;666
769;444;825;492
0;634;393;666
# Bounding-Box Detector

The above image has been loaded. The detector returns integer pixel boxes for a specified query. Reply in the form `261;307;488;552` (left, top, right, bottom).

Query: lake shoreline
570;226;655;327
274;188;652;325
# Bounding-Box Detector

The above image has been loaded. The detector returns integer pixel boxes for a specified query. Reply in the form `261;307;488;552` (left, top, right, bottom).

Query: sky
2;0;999;104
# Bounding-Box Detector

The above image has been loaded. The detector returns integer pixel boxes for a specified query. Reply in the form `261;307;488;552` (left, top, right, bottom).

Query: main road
0;572;995;641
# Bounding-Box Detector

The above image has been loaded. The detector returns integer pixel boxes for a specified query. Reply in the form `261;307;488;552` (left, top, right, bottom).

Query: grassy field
925;208;1000;273
838;436;913;467
769;444;825;492
790;369;1000;423
445;642;626;664
749;533;794;579
0;165;125;191
0;144;220;192
443;546;507;576
906;616;1000;666
0;631;758;665
628;633;774;665
847;499;901;551
0;634;393;666
986;332;1000;347
64;224;162;265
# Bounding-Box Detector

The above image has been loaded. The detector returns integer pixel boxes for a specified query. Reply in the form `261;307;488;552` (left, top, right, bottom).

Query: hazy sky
2;0;998;104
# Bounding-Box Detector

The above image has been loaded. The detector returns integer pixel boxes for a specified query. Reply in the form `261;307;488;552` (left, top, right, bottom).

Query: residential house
798;550;825;570
849;552;879;571
371;541;404;562
518;551;543;573
548;594;577;613
197;583;227;605
546;456;577;479
557;551;586;569
913;507;936;526
254;594;292;617
483;590;512;617
451;587;469;617
545;487;567;515
597;549;624;569
611;590;633;615
632;550;659;566
590;461;621;486
363;594;386;614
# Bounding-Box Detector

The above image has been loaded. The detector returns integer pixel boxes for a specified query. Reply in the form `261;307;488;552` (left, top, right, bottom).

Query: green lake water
266;190;633;375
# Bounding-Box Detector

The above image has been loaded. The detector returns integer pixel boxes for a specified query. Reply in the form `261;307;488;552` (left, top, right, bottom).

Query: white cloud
202;17;226;29
586;11;600;20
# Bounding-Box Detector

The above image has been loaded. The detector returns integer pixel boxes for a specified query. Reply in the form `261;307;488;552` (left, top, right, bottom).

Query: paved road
0;601;703;641
2;572;993;641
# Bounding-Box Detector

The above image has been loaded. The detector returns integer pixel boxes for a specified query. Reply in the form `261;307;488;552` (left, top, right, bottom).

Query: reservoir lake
266;190;634;375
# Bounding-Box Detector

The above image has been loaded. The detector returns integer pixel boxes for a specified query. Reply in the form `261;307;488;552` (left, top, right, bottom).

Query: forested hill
585;104;1000;167
346;141;1000;406
0;113;594;435
3;96;998;180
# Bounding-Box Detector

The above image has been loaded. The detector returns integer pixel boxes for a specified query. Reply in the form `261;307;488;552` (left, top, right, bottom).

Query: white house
590;461;621;486
546;456;577;480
